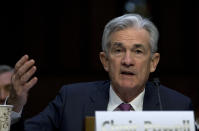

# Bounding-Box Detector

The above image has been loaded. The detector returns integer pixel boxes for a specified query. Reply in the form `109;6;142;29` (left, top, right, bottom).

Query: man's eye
135;50;143;54
116;49;121;52
113;48;122;53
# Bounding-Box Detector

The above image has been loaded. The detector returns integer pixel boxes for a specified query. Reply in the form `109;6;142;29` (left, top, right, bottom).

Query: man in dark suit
9;13;193;131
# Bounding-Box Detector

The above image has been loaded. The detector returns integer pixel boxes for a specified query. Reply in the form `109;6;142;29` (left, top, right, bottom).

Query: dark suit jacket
12;80;193;131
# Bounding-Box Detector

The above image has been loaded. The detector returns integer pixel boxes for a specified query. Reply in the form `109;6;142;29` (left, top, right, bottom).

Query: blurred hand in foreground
8;55;38;112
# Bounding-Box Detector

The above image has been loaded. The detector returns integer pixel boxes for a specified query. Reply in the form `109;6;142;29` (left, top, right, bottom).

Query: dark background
0;0;199;118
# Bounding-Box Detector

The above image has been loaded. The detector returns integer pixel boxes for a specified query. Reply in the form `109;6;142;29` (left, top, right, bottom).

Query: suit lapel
85;81;161;115
85;81;110;116
143;82;161;110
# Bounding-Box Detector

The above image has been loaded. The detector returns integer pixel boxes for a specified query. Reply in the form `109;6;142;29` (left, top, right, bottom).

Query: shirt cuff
11;109;23;124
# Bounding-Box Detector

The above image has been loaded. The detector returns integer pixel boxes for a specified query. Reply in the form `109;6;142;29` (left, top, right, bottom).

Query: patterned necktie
118;103;132;111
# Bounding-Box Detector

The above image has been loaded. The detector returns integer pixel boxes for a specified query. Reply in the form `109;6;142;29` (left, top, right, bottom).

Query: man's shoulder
55;80;110;106
146;81;190;101
159;84;190;101
63;80;109;89
146;81;192;110
159;84;192;109
59;80;110;94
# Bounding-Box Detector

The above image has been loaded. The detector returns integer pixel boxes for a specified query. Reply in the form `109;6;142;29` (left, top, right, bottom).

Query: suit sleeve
24;86;67;131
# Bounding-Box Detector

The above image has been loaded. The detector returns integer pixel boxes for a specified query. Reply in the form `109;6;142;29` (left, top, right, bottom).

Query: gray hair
102;13;159;55
0;65;13;74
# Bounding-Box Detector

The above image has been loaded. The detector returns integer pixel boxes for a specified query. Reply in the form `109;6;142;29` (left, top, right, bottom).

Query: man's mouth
120;71;135;76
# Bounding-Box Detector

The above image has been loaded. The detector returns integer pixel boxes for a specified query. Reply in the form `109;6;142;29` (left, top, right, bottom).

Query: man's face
0;71;12;104
100;27;160;95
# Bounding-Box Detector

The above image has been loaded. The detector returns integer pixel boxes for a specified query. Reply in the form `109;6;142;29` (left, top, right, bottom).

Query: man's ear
150;53;160;73
99;52;109;72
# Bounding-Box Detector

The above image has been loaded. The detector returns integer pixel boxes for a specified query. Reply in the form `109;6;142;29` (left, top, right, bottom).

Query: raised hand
8;55;38;112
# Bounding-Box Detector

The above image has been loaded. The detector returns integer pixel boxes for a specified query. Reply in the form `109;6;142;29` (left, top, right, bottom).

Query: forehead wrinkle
108;28;151;53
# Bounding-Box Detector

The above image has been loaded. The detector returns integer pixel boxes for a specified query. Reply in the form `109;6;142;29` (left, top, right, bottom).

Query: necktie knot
118;103;132;111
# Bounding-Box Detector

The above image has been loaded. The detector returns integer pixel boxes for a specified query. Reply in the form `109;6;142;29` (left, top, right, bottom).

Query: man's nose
121;52;134;67
0;88;7;101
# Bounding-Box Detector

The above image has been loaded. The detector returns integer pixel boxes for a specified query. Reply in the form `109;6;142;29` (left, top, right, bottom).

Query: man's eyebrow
133;44;145;49
110;42;146;50
111;42;123;47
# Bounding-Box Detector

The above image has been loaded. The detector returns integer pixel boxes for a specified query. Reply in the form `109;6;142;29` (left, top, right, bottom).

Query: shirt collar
107;84;145;111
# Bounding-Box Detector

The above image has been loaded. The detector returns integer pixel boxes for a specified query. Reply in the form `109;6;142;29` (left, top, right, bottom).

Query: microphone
153;77;163;110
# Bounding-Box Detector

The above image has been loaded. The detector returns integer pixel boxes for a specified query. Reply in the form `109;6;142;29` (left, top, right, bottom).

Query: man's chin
119;81;137;89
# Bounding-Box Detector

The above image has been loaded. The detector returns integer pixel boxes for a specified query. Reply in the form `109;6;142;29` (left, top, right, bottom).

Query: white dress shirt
107;85;145;111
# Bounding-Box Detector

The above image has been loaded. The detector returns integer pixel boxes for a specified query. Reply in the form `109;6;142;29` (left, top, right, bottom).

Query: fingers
13;55;36;85
20;66;37;84
24;77;38;92
11;54;38;100
15;55;29;71
17;59;35;78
